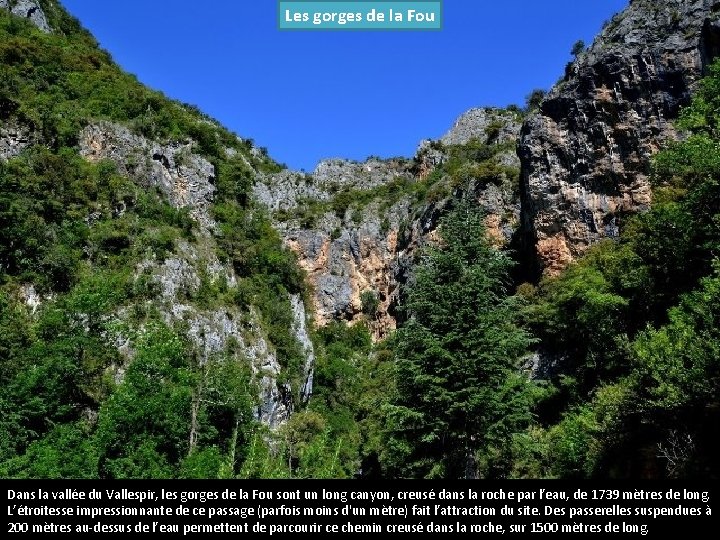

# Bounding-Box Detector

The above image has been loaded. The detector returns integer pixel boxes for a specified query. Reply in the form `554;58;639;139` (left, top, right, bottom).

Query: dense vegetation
0;6;305;478
312;59;720;479
513;60;720;478
384;201;535;479
1;3;718;479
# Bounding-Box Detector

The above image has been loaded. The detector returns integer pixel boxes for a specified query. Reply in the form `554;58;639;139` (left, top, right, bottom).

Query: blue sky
61;0;628;171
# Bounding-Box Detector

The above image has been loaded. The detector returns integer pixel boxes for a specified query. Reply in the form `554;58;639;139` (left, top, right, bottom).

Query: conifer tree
385;200;533;478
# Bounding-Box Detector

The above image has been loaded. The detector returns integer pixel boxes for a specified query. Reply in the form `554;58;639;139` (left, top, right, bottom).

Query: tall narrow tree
385;200;534;478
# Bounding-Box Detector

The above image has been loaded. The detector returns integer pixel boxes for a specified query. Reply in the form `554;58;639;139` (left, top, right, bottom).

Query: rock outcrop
76;122;313;429
79;122;217;231
520;0;720;275
291;294;315;403
441;107;522;146
130;239;307;429
258;108;522;339
0;124;32;161
256;158;414;339
0;0;50;32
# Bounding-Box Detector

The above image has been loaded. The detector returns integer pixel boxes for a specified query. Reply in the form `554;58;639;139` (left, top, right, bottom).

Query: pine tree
385;200;534;478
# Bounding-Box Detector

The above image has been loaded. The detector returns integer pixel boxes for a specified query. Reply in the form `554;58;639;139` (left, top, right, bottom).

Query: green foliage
0;7;284;168
0;147;193;291
0;421;99;479
235;320;387;480
633;269;720;413
523;59;720;479
484;120;504;142
274;131;519;237
544;380;633;478
442;138;519;190
3;2;720;480
0;268;129;469
211;159;307;389
237;430;292;479
0;5;292;479
525;89;547;111
385;200;534;478
525;243;634;393
360;290;379;319
93;323;192;478
0;291;32;384
571;39;586;58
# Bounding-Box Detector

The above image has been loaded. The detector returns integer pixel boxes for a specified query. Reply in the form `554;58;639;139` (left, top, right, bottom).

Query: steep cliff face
255;158;413;339
77;121;313;428
410;108;522;248
520;0;720;275
80;122;218;231
1;0;316;431
258;108;522;339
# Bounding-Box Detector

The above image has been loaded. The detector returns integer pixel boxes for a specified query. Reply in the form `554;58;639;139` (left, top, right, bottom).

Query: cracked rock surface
0;0;50;32
520;0;720;275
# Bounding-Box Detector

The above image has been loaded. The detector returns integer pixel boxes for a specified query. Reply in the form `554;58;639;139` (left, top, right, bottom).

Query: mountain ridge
1;0;719;478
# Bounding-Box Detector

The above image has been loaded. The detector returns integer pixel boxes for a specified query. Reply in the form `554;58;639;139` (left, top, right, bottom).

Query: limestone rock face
257;109;522;340
131;240;307;429
75;122;313;430
0;0;50;32
256;157;413;340
0;124;32;161
441;108;521;146
520;0;720;275
79;122;217;231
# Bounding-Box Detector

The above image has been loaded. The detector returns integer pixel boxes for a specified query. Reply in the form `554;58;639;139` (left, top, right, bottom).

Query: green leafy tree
522;60;720;478
571;39;586;58
385;200;534;478
95;323;194;479
360;290;379;319
525;89;547;112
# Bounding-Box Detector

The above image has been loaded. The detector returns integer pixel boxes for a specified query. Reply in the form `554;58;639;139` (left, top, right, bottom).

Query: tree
525;89;547;112
360;290;379;319
571;39;586;58
384;200;534;479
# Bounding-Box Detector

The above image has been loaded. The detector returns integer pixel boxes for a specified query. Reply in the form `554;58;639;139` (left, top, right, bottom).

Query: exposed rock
0;0;50;32
520;0;720;275
18;284;45;314
283;198;410;340
77;121;313;428
79;122;217;231
290;294;315;403
253;157;412;213
441;107;521;146
521;350;563;381
313;158;408;192
0;124;32;160
131;240;299;429
258;108;522;340
253;170;329;213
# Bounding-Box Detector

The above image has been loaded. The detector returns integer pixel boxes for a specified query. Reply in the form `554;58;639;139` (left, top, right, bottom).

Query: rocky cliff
0;123;33;160
76;121;314;428
79;122;218;231
255;157;414;339
1;0;315;430
257;108;522;339
520;0;720;275
0;0;49;32
3;0;720;479
6;0;712;363
255;0;720;334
